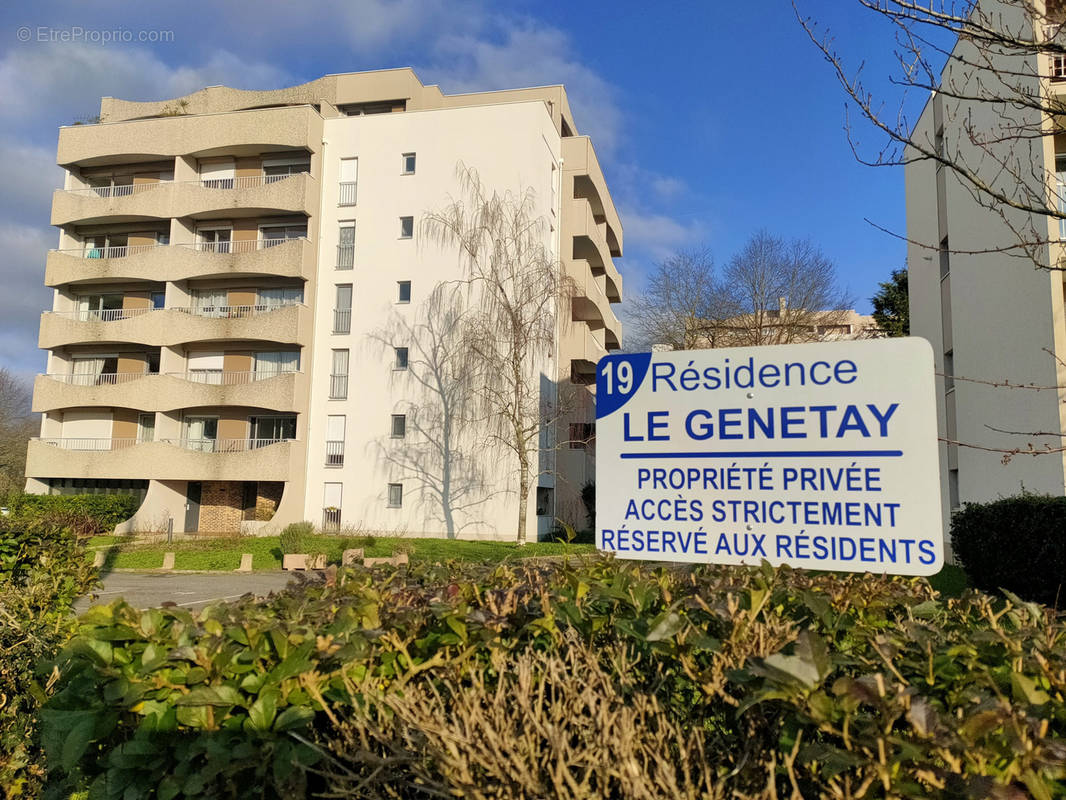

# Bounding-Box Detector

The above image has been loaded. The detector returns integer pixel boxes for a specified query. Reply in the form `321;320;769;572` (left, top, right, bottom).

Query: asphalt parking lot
75;571;297;613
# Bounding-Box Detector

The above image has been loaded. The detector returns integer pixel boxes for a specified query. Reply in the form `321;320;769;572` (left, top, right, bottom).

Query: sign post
595;338;943;575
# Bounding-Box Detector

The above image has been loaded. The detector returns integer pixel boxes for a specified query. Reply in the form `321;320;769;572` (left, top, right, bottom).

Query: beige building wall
907;0;1066;546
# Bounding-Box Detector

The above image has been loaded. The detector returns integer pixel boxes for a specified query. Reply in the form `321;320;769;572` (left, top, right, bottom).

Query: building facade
25;69;623;539
907;0;1066;540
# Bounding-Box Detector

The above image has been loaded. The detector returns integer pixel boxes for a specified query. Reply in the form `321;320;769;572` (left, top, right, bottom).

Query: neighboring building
25;68;623;539
907;1;1066;539
688;302;878;348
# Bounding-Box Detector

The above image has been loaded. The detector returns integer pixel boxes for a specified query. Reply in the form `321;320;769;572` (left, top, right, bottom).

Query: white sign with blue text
596;338;943;575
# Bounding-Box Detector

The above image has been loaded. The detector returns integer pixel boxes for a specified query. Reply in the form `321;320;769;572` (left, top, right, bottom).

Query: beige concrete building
907;0;1066;539
25;68;623;539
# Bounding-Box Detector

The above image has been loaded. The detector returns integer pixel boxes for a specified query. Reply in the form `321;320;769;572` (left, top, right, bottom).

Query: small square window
394;347;409;370
397;281;411;303
391;414;406;438
399;216;414;239
387;482;403;508
402;153;416;174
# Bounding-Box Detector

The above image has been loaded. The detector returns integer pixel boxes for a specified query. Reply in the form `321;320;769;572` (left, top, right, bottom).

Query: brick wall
199;480;243;533
255;481;284;521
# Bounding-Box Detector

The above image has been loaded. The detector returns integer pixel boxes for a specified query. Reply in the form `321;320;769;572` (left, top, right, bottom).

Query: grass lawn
92;535;595;571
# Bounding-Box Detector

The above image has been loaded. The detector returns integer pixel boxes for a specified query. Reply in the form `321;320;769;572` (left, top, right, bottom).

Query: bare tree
372;285;496;539
795;0;1066;270
625;248;738;350
715;231;854;347
0;368;36;498
631;233;853;351
422;165;571;546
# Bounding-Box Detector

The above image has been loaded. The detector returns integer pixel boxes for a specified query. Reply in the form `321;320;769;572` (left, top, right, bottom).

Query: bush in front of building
279;521;314;554
43;559;1066;799
951;493;1066;607
7;493;139;536
0;518;98;798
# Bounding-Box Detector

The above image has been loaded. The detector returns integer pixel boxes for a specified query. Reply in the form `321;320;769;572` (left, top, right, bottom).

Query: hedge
44;559;1066;799
951;493;1066;606
7;494;139;536
0;519;98;798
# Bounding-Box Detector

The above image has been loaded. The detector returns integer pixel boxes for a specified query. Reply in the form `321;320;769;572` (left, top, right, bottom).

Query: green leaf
1011;673;1051;706
646;610;685;642
175;685;244;707
140;642;167;671
445;615;467;641
247;689;279;732
273;705;315;732
61;716;95;772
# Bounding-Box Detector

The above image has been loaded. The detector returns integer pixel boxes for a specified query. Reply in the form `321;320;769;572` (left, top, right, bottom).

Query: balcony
561;136;623;257
569;258;621;346
38;303;309;349
57;105;323;166
565;198;622;303
562;322;607;385
45;237;315;287
32;370;301;414
51;173;315;226
26;437;297;482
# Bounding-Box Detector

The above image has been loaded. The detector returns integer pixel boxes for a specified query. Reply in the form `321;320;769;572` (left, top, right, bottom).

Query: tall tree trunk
516;453;529;546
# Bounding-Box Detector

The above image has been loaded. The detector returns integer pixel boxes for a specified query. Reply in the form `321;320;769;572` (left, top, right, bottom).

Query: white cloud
0;141;63;224
617;207;706;264
0;223;54;376
424;21;623;155
0;43;293;132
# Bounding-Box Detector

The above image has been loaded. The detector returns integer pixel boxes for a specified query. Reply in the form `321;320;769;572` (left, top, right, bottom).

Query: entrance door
185;482;202;532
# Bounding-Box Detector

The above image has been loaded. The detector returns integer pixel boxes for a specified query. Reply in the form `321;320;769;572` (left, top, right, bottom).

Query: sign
595;338;943;575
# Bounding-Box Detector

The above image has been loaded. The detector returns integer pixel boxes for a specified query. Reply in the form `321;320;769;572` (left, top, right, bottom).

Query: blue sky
0;0;931;375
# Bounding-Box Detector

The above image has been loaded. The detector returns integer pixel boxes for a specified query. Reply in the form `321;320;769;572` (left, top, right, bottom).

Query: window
387;483;403;508
939;236;950;280
399;216;414;239
943;351;955;393
1057;155;1066;240
254;350;300;378
263;157;310;183
339;158;358;206
196;226;231;254
330;349;349;399
397;281;411;303
256;287;303;310
326;415;345;466
260;223;307;248
150;291;165;309
569;422;595;449
323;482;342;530
394;347;409;370
250;415;296;445
401;153;416;174
137;413;155;443
334;284;352;334
391;414;406;438
536;487;553;517
337;222;355;269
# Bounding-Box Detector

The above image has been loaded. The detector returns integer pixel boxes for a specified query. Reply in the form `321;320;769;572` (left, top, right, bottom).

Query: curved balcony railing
165;370;298;385
36;437;140;450
62;173;307;199
47;307;159;323
159;437;292;453
54;237;311;261
41;371;152;386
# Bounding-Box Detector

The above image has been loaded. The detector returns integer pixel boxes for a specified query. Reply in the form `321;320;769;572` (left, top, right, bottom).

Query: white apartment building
25;69;624;539
907;0;1066;538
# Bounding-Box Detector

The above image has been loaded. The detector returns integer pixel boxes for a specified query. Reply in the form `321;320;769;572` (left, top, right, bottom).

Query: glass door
197;227;232;254
183;416;218;452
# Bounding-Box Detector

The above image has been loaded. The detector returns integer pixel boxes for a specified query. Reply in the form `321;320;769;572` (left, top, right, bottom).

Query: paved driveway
75;571;296;613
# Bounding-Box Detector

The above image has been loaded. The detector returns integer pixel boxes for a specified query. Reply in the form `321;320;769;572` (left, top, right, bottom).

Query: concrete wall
303;101;561;539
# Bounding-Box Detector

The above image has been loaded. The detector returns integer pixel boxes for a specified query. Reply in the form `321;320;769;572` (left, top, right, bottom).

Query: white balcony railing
159;437;292;453
333;309;351;334
178;302;303;319
338;182;357;206
36;437;140;451
46;307;159;322
51;237;311;261
61;172;310;199
325;440;345;466
329;374;348;399
166;370;298;385
42;372;154;386
336;244;354;269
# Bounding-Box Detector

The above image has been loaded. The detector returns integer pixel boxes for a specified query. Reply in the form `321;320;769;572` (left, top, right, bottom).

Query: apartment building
25;68;623;539
907;0;1066;538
